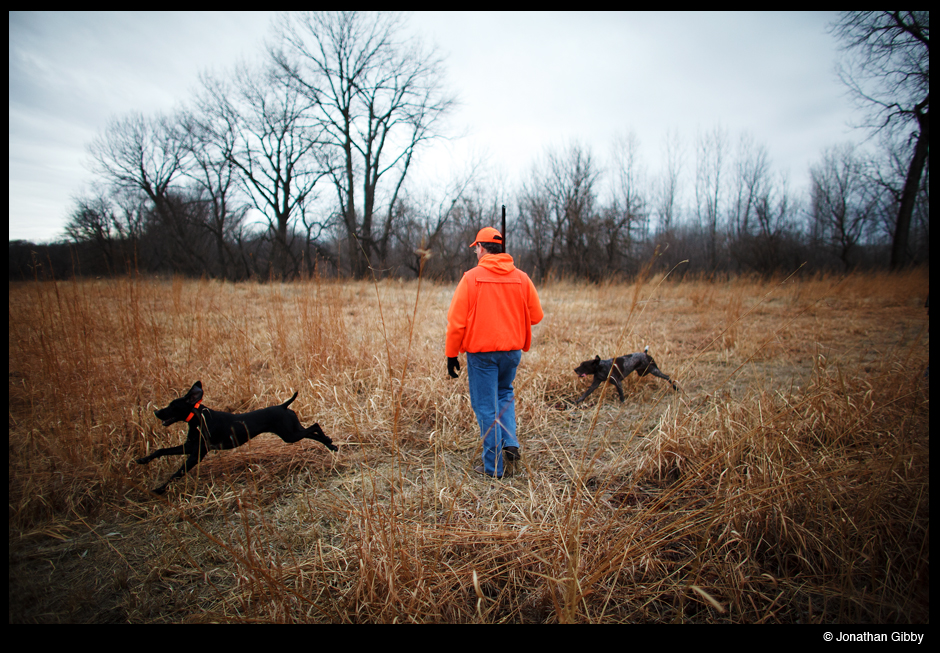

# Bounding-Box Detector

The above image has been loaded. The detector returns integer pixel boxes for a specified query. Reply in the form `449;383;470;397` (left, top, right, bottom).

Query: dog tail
644;345;649;353
282;392;299;408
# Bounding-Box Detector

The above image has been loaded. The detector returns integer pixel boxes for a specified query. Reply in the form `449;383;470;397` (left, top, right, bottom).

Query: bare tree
519;143;601;279
86;111;212;268
197;66;327;279
729;132;771;240
180;111;249;280
88;112;188;205
810;144;880;270
654;128;683;235
63;193;122;273
272;11;456;278
88;112;189;231
695;125;728;270
831;11;929;269
731;167;800;275
867;131;930;264
609;131;648;269
517;184;556;280
393;158;486;277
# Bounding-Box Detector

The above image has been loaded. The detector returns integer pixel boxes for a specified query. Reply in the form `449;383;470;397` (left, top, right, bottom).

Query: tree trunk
891;106;929;270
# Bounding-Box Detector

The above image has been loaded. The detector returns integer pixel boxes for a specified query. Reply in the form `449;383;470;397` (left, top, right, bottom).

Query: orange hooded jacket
446;254;543;357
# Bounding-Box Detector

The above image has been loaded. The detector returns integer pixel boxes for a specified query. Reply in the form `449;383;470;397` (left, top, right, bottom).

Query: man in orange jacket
446;227;544;478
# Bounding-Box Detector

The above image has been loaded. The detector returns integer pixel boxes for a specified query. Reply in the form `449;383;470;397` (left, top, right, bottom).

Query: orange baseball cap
469;227;504;248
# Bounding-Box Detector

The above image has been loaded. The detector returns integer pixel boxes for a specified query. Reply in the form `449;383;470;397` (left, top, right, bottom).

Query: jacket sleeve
445;275;470;358
527;276;544;326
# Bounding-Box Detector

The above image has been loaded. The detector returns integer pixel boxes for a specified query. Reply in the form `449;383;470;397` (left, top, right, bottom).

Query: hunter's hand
447;357;461;379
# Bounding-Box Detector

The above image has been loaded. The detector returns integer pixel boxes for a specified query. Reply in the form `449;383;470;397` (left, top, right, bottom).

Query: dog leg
305;424;338;451
137;444;186;465
152;453;204;495
647;367;679;391
272;422;337;451
612;377;625;402
575;380;602;404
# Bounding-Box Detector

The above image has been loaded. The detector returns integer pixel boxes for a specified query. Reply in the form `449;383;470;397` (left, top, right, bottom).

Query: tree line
10;11;929;282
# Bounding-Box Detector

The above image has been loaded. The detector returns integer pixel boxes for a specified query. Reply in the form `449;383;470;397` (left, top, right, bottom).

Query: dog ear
594;355;600;362
187;381;204;402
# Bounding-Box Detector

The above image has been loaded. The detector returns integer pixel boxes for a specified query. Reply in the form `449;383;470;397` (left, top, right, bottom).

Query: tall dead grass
8;268;928;622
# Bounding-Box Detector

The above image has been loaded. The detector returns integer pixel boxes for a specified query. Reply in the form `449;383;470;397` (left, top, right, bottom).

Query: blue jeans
466;350;522;476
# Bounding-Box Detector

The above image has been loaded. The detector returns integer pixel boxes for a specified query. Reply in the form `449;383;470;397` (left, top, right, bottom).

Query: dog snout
154;409;176;427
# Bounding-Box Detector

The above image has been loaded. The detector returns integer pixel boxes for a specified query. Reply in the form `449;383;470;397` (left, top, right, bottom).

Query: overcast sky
9;11;865;243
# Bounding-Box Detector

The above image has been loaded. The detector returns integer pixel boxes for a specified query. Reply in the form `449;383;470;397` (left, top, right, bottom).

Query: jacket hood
477;253;516;274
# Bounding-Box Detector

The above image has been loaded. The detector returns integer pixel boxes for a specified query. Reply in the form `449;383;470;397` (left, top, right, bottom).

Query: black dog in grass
574;347;678;404
137;381;337;494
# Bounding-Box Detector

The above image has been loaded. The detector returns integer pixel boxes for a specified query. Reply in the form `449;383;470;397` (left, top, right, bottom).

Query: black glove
447;357;461;379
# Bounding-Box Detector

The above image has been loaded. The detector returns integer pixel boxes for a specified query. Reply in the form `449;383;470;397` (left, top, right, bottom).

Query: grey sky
9;11;864;242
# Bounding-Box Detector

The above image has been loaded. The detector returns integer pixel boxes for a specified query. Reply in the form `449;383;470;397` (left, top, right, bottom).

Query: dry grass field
9;268;929;623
